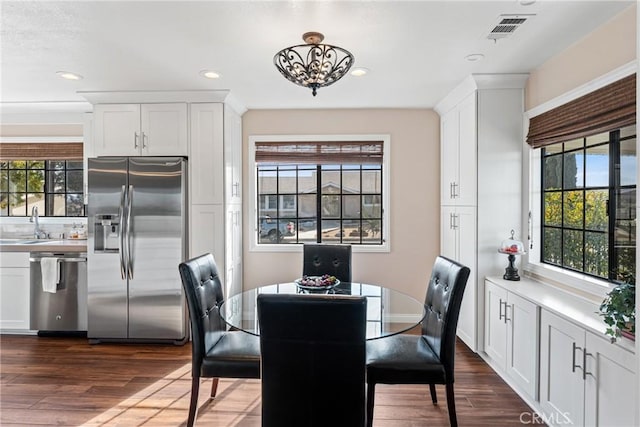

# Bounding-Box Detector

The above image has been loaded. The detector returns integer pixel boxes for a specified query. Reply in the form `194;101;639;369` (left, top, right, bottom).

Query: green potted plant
599;271;635;340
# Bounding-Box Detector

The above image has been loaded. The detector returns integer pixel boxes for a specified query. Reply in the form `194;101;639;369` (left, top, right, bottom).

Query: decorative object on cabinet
498;230;526;281
599;271;635;340
274;32;354;96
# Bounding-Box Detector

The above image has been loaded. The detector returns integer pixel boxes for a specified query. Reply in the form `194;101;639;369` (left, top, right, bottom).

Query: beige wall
525;3;636;110
0;124;83;137
242;109;439;301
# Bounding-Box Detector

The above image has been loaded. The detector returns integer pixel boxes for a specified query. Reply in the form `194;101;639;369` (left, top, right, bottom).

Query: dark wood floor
1;334;537;426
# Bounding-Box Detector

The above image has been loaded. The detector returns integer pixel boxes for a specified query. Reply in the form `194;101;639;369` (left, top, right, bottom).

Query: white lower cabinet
484;280;538;400
441;205;477;348
540;309;637;427
0;252;30;331
584;330;637;427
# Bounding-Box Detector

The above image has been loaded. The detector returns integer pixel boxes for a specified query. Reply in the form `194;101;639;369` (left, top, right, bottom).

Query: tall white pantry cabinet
435;74;527;352
84;93;243;299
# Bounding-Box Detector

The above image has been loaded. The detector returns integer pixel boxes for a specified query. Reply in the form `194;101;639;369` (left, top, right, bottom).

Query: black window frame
540;126;636;282
256;162;384;245
0;159;85;217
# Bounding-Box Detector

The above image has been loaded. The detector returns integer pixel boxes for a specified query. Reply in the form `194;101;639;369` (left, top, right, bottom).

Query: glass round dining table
219;282;427;340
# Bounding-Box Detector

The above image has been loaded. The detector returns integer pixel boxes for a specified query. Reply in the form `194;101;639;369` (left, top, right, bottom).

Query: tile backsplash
0;217;87;239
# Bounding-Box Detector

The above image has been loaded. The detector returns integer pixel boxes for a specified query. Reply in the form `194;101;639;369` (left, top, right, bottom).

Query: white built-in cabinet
440;205;476;345
93;103;188;156
0;252;31;331
540;309;637;427
435;74;527;351
484;279;538;400
189;103;243;298
440;92;477;207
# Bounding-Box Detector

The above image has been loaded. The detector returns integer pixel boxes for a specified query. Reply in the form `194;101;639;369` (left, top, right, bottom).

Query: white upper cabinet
224;104;242;205
190;103;224;205
94;103;188;156
440;92;477;206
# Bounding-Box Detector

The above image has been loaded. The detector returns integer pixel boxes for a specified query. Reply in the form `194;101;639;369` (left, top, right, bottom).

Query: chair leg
210;378;219;398
445;383;457;427
429;384;438;404
187;376;200;427
366;382;376;427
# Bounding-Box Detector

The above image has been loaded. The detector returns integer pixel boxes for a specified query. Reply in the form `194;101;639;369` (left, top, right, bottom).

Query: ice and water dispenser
94;214;120;252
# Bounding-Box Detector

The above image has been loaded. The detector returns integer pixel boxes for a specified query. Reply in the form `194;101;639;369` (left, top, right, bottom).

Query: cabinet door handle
142;132;147;149
583;349;595;380
452;182;458;198
572;342;583;373
504;303;511;323
449;182;454;198
232;182;239;197
134;132;139;149
498;299;505;321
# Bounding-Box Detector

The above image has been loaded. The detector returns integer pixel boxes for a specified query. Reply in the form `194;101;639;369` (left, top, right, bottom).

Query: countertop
0;239;87;253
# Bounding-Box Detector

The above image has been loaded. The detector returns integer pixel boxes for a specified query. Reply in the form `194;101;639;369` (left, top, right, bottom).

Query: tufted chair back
421;256;470;379
178;253;226;373
303;243;352;282
258;293;367;426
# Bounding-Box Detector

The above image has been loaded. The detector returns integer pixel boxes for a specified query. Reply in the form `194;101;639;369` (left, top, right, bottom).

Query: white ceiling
0;1;634;113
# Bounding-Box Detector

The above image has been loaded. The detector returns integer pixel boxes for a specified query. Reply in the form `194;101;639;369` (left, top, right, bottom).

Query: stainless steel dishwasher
30;252;88;333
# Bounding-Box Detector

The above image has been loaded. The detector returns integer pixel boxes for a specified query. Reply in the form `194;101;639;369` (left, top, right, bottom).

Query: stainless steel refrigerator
87;157;188;344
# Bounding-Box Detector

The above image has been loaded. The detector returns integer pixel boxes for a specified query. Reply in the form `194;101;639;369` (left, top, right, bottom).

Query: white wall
241;109;440;301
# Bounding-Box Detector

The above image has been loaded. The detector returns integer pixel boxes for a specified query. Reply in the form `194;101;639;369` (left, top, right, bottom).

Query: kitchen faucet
30;206;47;239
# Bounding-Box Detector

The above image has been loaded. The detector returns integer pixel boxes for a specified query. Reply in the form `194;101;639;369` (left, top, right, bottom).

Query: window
252;137;388;247
0;160;85;217
541;125;636;281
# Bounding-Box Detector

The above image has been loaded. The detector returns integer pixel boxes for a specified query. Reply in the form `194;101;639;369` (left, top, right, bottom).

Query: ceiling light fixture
200;70;221;79
350;67;369;77
274;32;354;96
56;71;83;80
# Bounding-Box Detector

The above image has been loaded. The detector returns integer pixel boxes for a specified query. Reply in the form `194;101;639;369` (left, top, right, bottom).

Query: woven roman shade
255;140;383;164
0;142;83;160
527;74;636;148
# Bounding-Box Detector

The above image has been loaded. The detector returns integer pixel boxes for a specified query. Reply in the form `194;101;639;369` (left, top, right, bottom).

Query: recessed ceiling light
56;71;83;80
520;0;536;5
200;70;221;79
350;67;369;77
465;54;485;62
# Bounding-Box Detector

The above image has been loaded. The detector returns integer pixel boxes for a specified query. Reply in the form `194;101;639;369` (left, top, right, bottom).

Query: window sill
523;260;613;303
249;241;390;253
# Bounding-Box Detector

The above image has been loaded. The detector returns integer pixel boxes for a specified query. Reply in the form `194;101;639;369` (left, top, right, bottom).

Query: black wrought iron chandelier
274;32;354;96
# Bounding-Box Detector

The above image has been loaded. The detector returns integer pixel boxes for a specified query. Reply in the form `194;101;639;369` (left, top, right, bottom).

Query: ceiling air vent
487;14;535;41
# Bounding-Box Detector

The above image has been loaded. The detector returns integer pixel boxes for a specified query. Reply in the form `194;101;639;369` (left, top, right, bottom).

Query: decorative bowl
294;275;340;291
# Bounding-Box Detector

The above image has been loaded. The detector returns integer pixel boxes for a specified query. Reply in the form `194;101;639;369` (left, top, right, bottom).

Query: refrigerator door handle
118;185;127;280
126;185;134;280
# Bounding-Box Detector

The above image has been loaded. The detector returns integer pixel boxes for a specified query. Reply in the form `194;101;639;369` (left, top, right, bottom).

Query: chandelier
274;32;354;96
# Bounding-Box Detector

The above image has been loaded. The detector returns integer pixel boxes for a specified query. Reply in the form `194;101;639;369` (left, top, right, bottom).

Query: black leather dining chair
365;256;470;427
178;253;261;427
257;293;367;427
302;243;352;282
